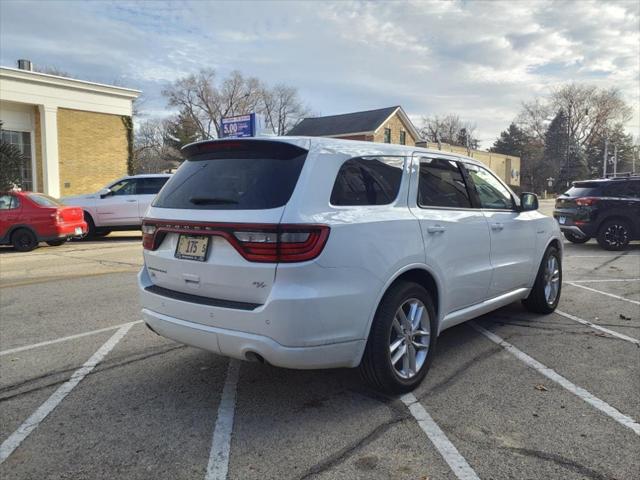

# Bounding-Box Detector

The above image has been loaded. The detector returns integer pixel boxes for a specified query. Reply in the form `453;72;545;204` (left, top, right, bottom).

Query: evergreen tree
490;123;528;156
164;110;202;155
543;110;569;191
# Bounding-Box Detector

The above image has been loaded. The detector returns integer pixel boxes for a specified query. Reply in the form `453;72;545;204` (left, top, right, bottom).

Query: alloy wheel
389;298;430;379
544;255;560;305
604;224;628;249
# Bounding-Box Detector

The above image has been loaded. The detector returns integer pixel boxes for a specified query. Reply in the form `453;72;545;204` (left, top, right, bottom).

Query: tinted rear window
563;186;602;197
330;157;404;206
153;141;307;210
28;193;63;207
418;158;471;208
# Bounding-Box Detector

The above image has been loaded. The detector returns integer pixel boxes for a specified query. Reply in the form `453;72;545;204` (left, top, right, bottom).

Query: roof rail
603;171;639;179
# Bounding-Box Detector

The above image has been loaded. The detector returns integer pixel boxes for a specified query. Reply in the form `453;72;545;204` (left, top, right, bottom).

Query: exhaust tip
245;351;265;363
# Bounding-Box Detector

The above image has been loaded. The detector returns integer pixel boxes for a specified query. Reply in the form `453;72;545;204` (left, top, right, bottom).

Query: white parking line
0;323;134;464
470;322;640;436
555;310;639;345
568;278;640;283
205;360;240;480
0;321;143;357
401;393;480;480
566;282;640;305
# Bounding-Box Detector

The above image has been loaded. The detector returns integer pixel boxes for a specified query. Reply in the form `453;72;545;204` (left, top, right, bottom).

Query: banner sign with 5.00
221;114;255;138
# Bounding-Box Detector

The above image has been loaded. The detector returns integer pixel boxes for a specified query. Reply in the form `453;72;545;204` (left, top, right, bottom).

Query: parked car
137;138;562;393
554;176;640;250
62;174;171;237
0;191;87;251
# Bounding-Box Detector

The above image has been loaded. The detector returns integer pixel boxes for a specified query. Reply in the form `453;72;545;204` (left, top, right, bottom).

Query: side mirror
520;192;538;211
98;188;112;199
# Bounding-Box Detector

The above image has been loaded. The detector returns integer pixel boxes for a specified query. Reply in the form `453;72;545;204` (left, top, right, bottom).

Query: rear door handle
427;225;446;234
126;199;137;203
491;222;504;231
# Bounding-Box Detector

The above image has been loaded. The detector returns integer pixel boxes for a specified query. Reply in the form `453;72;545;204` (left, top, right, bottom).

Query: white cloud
1;0;637;145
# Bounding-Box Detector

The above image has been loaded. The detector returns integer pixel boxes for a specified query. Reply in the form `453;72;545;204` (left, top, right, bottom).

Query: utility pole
603;138;608;177
613;144;618;177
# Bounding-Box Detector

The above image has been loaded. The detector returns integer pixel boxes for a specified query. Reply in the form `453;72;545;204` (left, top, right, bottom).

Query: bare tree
420;114;478;148
163;69;265;139
261;84;310;135
133;119;181;174
518;84;632;148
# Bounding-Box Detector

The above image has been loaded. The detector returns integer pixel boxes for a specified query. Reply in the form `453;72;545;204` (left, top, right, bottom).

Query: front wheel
597;219;631;251
523;245;562;314
360;281;437;394
563;231;590;244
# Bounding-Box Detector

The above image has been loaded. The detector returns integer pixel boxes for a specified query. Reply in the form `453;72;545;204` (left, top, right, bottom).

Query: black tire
46;239;66;247
596;219;631;251
11;228;38;252
360;281;437;394
522;245;562;314
563;231;590;244
83;212;97;239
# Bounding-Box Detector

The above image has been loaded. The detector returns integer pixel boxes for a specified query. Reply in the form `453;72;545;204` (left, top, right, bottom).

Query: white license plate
558;216;566;225
75;227;83;235
175;235;210;261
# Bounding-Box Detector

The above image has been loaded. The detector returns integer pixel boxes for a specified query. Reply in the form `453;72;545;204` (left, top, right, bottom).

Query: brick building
0;62;139;197
287;106;420;146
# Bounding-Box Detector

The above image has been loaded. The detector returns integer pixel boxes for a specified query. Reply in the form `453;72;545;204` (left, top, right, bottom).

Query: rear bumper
138;264;379;369
48;221;87;239
142;308;364;369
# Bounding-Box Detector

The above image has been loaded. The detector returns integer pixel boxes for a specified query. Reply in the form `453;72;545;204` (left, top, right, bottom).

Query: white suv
138;138;562;392
63;174;170;237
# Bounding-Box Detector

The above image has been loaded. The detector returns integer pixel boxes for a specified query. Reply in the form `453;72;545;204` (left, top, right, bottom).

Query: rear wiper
189;196;239;205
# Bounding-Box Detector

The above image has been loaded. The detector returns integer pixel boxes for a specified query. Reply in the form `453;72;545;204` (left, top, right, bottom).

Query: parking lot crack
296;415;409;479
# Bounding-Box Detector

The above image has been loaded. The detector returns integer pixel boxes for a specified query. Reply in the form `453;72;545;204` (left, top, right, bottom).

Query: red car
0;191;87;252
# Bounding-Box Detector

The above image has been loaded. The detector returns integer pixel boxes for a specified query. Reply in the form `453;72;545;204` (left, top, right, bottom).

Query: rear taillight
51;209;62;223
141;220;330;263
576;197;598;206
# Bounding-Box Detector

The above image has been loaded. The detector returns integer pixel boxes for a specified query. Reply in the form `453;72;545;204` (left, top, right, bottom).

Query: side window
399;131;406;145
418;158;471;208
466;164;514;210
606;182;639;198
0;195;18;210
137;177;169;195
110;179;137;196
331;157;404;206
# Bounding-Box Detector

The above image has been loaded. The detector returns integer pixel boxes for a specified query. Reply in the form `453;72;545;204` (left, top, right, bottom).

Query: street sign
221;113;256;138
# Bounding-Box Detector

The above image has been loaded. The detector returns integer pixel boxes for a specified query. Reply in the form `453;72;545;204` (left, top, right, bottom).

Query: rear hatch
555;183;603;211
141;139;315;306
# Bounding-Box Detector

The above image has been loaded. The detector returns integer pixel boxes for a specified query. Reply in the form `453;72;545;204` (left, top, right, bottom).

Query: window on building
465;164;514;210
1;130;32;191
331;156;404;205
418;158;471;208
383;128;391;143
399;131;406;145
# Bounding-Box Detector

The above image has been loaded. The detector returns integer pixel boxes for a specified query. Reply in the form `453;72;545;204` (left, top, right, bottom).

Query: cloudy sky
1;0;638;147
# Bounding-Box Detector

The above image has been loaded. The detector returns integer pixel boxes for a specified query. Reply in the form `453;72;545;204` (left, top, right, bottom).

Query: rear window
28;193;63;207
330;157;404;206
418;158;471;208
562;186;602;197
152;141;307;210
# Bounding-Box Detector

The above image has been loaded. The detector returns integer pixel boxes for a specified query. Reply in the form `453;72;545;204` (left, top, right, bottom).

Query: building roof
287;105;420;140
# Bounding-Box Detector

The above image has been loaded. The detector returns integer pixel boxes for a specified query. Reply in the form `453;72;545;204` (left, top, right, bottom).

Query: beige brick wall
373;113;416;146
57;108;129;195
33;106;44;192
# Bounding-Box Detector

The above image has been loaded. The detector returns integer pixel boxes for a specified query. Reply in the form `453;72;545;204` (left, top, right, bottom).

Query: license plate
558;216;566;225
75;227;83;235
175;235;210;261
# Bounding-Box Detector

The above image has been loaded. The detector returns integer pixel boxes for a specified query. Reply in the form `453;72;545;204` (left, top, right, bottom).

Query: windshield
153;141;307;210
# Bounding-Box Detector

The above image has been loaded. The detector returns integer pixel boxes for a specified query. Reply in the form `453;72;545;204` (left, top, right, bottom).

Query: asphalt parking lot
1;222;639;479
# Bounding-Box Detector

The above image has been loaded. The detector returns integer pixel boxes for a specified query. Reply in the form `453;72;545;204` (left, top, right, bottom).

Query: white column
38;104;60;197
